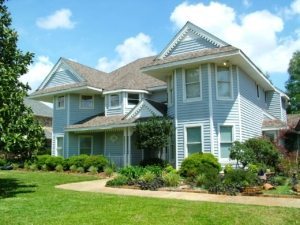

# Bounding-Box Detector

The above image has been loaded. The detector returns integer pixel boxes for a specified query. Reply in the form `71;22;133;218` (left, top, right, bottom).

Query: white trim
56;95;65;110
215;65;234;101
208;64;214;154
108;93;121;109
124;128;127;166
78;135;93;155
104;131;106;156
261;126;287;131
182;66;202;103
126;92;141;108
67;94;70;124
128;127;132;166
167;75;174;107
29;86;103;100
79;94;94;109
124;99;163;119
103;89;149;95
218;124;235;162
54;134;64;157
263;112;276;120
147;85;167;91
237;67;242;142
174;69;178;169
183;123;204;158
66;123;136;132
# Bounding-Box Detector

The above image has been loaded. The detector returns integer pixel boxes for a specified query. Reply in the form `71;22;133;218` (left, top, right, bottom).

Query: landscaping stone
293;184;300;193
263;183;275;190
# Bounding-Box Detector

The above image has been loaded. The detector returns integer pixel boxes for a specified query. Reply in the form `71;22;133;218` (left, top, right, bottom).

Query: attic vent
57;67;65;72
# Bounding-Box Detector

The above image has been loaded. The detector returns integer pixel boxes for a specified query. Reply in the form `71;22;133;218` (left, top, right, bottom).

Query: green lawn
1;171;300;225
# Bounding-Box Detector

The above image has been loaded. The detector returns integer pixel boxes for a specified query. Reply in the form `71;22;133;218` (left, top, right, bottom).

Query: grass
0;171;300;225
264;184;295;195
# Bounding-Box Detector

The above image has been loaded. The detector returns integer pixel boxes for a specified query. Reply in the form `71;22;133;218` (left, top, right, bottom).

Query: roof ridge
62;57;108;75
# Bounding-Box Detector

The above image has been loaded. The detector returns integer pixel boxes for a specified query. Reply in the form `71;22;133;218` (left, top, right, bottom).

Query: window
263;131;276;142
186;126;202;156
168;75;174;106
57;96;65;109
127;93;139;106
264;91;267;103
80;95;94;109
184;68;201;100
256;84;260;98
220;126;233;158
216;66;232;99
56;137;63;156
109;94;120;108
79;136;92;155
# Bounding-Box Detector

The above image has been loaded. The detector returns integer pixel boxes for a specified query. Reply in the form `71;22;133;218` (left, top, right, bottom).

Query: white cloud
96;33;156;72
242;0;251;8
36;9;75;29
291;0;300;14
170;1;300;73
20;56;53;92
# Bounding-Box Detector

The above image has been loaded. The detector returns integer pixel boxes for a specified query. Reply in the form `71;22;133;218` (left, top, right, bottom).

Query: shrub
104;167;114;177
88;166;98;175
164;165;176;174
69;165;77;173
29;164;38;171
180;153;221;178
24;162;30;171
0;158;6;166
119;166;145;181
140;158;167;168
138;177;164;190
41;164;48;171
45;156;64;171
83;155;108;172
144;165;163;177
195;174;206;187
65;155;89;169
223;169;258;188
55;164;64;172
140;171;156;183
106;175;128;187
268;176;287;186
12;163;19;170
162;172;180;187
77;167;85;173
224;164;234;174
35;155;52;169
248;164;259;174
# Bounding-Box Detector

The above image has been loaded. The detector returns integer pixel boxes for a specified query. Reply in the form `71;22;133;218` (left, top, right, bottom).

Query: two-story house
29;22;288;168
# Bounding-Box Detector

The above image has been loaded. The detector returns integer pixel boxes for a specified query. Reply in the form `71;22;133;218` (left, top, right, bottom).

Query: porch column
128;127;133;166
124;128;127;167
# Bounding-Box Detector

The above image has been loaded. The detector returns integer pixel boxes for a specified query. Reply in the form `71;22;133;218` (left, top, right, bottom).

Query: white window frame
78;135;93;155
56;95;65;109
109;93;121;109
184;123;204;157
216;65;233;101
182;66;202;102
79;95;94;109
218;124;235;161
127;93;140;107
167;74;174;106
55;135;64;157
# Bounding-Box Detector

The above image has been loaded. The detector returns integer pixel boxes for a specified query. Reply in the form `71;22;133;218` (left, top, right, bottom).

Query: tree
286;51;300;114
0;0;45;161
229;141;255;168
135;117;173;158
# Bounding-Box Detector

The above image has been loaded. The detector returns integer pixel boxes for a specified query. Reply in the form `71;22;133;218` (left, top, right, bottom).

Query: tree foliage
230;138;281;169
0;0;45;160
135;117;173;154
286;51;300;113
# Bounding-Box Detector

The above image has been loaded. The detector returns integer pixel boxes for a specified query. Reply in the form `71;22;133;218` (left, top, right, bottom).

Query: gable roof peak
158;21;229;59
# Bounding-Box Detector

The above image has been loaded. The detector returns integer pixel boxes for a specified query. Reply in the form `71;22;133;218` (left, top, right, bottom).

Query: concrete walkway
56;179;300;208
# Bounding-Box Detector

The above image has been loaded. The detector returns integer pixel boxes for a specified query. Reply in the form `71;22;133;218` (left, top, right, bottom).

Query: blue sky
6;0;300;91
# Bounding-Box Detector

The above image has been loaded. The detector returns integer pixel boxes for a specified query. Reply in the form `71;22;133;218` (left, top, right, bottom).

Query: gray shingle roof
145;46;238;68
262;119;287;129
24;98;52;118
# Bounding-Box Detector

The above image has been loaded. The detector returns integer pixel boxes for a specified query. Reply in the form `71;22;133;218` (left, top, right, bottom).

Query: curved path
56;179;300;208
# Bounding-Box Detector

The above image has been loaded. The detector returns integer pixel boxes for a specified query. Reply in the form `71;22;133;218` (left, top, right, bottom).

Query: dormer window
57;96;65;109
109;94;120;108
128;93;139;106
80;95;94;109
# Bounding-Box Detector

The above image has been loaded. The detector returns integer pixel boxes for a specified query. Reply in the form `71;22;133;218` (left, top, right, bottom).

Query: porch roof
262;119;287;131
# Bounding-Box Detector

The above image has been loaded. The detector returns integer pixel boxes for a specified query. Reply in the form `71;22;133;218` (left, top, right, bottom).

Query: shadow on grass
0;178;37;199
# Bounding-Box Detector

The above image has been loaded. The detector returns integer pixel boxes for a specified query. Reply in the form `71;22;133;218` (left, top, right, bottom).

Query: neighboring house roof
24;98;52;118
287;114;300;130
44;127;52;139
262;119;287;130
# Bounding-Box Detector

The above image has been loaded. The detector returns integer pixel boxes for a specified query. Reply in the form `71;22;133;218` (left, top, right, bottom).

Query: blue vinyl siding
266;91;283;120
45;66;81;88
168;31;217;57
69;94;104;124
175;64;211;167
146;90;167;103
239;68;264;141
211;64;240;157
130;132;143;165
105;130;124;167
67;132;104;157
53;95;68;133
